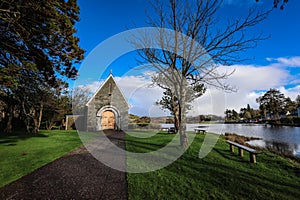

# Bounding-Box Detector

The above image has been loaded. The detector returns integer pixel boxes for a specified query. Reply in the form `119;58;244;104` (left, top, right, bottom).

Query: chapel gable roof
86;73;129;107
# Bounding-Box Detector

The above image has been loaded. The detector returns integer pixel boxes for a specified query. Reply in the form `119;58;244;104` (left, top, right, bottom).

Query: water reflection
161;123;300;157
248;140;300;157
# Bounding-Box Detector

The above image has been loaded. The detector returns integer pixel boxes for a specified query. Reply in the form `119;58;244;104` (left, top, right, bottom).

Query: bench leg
238;148;244;157
229;144;234;152
250;153;256;164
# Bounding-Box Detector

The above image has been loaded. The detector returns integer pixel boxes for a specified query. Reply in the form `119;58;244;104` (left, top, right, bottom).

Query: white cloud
116;76;167;117
79;81;102;93
79;75;167;117
191;56;299;115
277;85;300;101
267;56;300;68
78;56;300;117
218;64;290;90
214;62;298;114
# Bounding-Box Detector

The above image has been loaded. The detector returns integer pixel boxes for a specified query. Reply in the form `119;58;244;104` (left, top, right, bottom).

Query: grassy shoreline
126;131;300;199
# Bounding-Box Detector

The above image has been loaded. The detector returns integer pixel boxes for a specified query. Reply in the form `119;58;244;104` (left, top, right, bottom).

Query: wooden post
230;144;234;152
250;153;257;163
238;148;244;157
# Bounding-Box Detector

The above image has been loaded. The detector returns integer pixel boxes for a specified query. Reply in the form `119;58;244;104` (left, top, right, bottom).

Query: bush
280;117;300;126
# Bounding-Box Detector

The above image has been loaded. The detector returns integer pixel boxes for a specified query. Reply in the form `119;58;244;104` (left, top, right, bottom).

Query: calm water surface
161;123;300;157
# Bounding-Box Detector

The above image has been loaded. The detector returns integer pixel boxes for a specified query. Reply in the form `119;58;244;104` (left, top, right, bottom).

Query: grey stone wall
86;76;128;131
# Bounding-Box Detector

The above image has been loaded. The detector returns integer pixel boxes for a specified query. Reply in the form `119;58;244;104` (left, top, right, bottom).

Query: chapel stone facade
85;72;129;131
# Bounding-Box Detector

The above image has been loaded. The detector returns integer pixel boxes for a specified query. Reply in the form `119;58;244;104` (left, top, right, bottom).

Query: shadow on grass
0;132;49;146
126;139;169;153
213;148;250;164
0;139;17;144
165;146;300;199
126;133;177;153
127;133;300;199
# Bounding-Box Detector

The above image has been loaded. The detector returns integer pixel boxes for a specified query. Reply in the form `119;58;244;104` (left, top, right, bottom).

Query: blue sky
73;0;300;116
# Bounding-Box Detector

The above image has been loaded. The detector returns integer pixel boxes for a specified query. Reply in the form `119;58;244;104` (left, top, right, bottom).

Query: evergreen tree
256;89;286;120
295;95;300;107
0;0;84;133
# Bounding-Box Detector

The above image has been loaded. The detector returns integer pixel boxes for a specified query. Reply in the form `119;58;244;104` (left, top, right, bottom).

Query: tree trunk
4;105;14;133
37;102;43;131
174;113;179;133
32;102;43;134
179;79;188;148
4;113;13;134
173;105;179;133
46;120;55;130
32;118;39;134
24;118;31;133
25;101;43;134
179;109;188;148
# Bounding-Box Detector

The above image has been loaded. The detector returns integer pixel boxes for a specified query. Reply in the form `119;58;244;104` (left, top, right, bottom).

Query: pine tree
0;0;84;133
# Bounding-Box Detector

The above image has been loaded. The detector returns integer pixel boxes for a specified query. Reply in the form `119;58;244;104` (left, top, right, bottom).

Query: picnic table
194;128;206;134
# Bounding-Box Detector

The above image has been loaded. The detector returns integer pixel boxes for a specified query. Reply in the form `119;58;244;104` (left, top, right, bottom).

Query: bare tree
154;70;205;133
132;0;270;147
71;86;92;115
256;0;288;10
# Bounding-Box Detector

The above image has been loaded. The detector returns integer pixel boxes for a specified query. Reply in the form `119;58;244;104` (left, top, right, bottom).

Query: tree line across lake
225;88;300;125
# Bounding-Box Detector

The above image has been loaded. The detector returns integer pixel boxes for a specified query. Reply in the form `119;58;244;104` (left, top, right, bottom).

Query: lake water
161;123;300;157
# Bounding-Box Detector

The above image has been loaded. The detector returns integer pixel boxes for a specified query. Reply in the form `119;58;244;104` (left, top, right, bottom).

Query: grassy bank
0;130;82;188
126;132;300;199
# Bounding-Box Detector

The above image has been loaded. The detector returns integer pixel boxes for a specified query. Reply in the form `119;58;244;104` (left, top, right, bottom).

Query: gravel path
0;130;127;200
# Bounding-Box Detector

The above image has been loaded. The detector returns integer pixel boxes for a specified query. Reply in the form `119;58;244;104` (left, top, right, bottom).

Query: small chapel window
108;83;112;96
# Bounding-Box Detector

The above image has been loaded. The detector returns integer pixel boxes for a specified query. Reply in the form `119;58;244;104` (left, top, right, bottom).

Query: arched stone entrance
96;106;121;131
101;110;115;129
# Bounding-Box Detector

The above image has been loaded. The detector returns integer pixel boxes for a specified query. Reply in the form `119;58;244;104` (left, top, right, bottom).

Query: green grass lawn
0;130;82;188
126;131;300;200
1;129;299;199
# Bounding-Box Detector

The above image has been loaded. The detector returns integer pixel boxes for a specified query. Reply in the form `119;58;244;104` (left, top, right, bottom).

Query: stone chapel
85;71;129;131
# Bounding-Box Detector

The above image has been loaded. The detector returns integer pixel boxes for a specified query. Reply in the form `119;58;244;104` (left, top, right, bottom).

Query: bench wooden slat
226;140;261;163
227;141;260;154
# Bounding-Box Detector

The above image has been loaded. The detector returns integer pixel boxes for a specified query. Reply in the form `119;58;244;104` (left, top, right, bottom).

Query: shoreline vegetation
127;120;300;129
224;133;300;163
129;113;300;127
224;118;300;127
127;131;300;199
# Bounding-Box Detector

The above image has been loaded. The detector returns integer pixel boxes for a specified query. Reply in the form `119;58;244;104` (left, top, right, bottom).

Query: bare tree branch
131;0;270;147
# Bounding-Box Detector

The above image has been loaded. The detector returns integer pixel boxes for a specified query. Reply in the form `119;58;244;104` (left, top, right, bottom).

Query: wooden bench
168;127;176;134
226;140;261;163
160;127;169;131
194;128;206;134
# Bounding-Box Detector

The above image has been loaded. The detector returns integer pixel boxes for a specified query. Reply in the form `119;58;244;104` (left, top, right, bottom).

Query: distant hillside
129;114;224;124
187;115;224;123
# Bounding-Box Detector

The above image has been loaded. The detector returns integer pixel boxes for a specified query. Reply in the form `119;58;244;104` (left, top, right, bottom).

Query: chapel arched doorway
101;110;115;130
